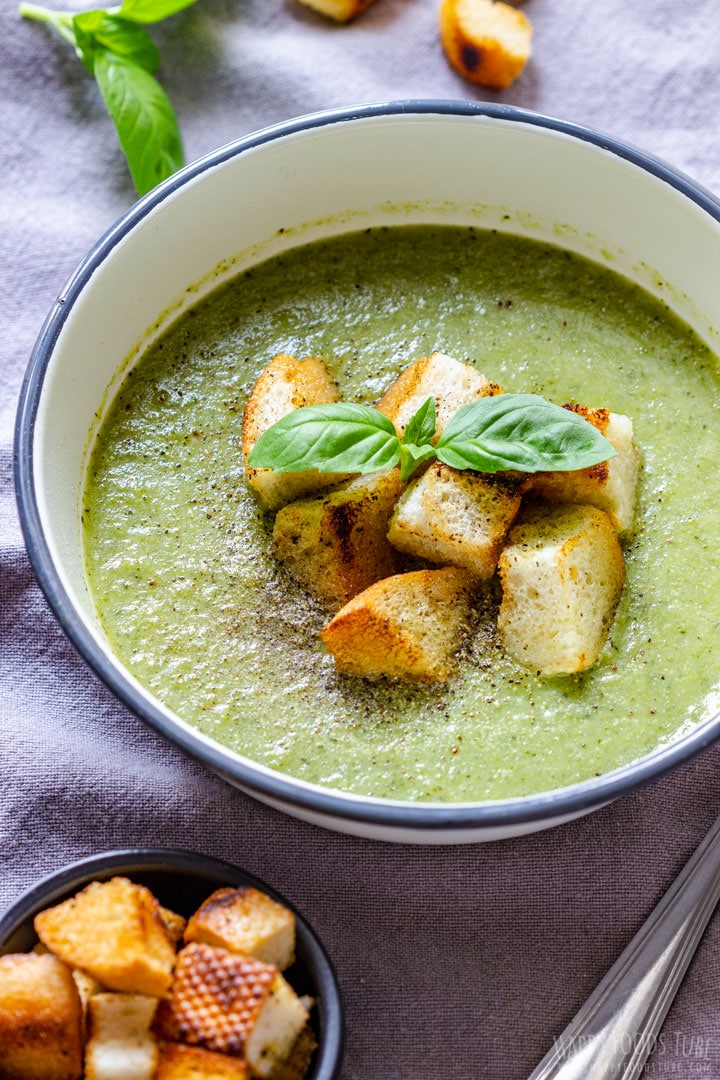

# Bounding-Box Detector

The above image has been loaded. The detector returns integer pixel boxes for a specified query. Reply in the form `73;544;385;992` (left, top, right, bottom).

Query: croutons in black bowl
0;848;343;1080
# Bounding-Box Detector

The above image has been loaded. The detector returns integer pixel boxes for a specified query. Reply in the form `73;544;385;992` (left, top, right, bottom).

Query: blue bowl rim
13;99;720;833
0;847;344;1080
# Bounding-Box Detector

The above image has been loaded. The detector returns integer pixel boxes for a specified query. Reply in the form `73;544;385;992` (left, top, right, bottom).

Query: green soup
83;226;720;802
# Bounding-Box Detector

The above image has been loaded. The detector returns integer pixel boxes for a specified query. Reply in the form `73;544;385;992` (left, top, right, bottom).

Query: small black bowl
0;848;344;1080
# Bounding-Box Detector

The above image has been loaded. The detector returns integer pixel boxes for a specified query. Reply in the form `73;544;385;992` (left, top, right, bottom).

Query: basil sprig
19;0;198;195
248;393;617;484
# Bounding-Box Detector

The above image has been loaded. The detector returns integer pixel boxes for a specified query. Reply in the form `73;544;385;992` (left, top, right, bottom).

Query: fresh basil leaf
436;394;617;474
248;403;401;475
73;12;161;74
402;396;436;450
93;48;183;194
118;0;199;24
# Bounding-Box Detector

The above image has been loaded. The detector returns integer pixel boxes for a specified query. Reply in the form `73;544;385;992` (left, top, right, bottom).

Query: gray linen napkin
2;1;720;1077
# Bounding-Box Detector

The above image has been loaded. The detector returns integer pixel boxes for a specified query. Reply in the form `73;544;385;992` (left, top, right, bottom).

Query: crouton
184;887;295;971
321;567;477;682
0;952;83;1080
153;944;308;1077
376;353;501;438
34;877;176;998
295;0;375;21
266;1025;318;1080
439;0;532;89
388;462;525;578
528;405;642;534
85;993;159;1080
242;354;347;510
155;1043;249;1079
160;906;187;945
272;469;405;610
497;504;626;675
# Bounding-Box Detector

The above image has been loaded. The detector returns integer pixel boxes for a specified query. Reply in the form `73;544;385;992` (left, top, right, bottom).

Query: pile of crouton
242;352;641;682
0;877;315;1080
295;0;533;91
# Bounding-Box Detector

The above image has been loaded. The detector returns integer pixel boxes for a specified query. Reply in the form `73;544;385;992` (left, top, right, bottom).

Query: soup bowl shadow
0;848;344;1080
14;101;720;843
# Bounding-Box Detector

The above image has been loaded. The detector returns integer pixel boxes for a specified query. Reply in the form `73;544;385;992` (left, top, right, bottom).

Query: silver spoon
528;810;720;1079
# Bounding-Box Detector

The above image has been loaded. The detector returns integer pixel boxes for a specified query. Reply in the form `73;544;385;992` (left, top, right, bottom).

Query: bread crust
321;567;477;682
388;462;525;578
439;0;532;89
272;469;405;610
497;504;626;675
242;354;347;510
376;353;501;438
34;877;176;998
0;952;83;1080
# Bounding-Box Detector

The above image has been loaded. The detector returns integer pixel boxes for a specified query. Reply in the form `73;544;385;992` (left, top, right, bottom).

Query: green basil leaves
248;392;617;483
19;0;197;194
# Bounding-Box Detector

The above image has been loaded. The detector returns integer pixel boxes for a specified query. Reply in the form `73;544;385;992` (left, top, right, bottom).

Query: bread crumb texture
0;952;83;1080
439;0;533;89
321;567;477;682
273;469;405;611
376;352;502;438
184;886;296;972
497;504;626;675
529;405;642;535
388;462;526;578
242;354;347;510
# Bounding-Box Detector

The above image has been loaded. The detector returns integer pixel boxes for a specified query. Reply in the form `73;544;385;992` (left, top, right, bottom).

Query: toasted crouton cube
388;462;525;578
439;0;532;89
497;504;626;675
242;354;348;510
85;993;159;1080
266;1025;318;1080
160;906;187;945
34;877;176;998
155;1043;249;1079
376;353;501;438
184;887;295;971
321;567;477;682
528;406;642;535
272;469;404;610
295;0;375;21
0;952;83;1080
153;944;308;1077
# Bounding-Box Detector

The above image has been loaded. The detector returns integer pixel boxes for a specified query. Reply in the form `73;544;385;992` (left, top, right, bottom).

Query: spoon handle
528;811;720;1080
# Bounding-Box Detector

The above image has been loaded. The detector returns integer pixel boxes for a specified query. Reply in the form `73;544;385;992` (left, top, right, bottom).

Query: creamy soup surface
83;226;720;802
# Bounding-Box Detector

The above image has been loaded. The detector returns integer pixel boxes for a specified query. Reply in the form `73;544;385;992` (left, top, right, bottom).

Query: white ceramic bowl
15;102;720;843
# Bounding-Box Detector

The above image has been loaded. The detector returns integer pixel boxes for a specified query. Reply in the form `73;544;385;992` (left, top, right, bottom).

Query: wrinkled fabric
2;2;720;1077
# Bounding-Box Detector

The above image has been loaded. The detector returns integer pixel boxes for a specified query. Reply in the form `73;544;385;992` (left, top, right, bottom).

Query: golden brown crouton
376;353;501;438
155;1043;249;1079
160;906;187;945
272;469;405;611
528;405;642;535
321;567;477;682
439;0;532;89
184;887;295;971
388;462;525;578
0;952;83;1080
266;1025;318;1080
85;993;159;1080
34;877;176;998
497;504;626;675
295;0;375;20
242;354;347;510
153;944;308;1077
